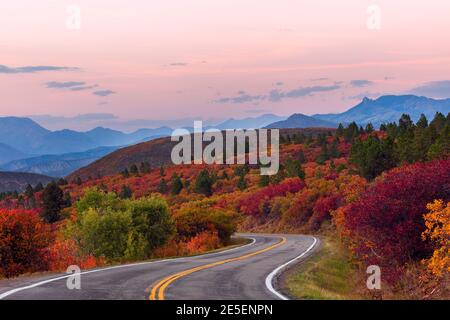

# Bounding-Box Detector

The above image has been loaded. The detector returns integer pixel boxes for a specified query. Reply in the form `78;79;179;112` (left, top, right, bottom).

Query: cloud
275;81;284;86
214;93;265;104
45;81;98;91
0;64;78;74
169;62;187;66
93;90;115;97
409;80;450;98
268;85;341;102
311;77;329;81
350;80;374;87
214;84;341;104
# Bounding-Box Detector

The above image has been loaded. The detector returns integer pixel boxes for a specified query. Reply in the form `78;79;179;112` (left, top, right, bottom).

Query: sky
1;0;450;131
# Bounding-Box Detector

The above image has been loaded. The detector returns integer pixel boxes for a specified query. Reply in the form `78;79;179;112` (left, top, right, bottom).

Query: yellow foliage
422;200;450;277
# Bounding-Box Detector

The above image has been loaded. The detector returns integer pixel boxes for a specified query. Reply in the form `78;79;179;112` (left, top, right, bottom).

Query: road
0;233;318;300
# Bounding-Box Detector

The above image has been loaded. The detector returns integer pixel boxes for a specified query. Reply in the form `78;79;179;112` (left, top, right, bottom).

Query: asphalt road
0;233;318;300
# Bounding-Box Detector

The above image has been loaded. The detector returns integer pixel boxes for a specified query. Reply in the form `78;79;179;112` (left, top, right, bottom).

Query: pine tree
237;174;247;190
41;182;64;223
194;170;212;196
158;178;168;194
119;185;133;199
130;164;139;176
259;175;270;187
171;173;183;195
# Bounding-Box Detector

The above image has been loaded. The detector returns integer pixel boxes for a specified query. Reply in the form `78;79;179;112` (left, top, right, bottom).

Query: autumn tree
422;200;450;277
171;173;183;195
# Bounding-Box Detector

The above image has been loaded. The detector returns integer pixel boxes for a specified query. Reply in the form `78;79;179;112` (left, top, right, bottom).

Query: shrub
0;209;52;277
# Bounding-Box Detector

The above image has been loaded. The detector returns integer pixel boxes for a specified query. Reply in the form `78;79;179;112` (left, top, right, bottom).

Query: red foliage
0;209;53;277
44;239;105;271
238;178;305;216
341;159;450;281
309;193;342;231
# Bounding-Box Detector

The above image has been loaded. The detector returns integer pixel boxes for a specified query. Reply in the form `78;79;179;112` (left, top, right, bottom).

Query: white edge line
265;236;318;300
0;237;256;300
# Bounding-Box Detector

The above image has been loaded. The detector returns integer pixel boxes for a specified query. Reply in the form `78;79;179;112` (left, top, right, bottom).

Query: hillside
265;113;337;129
0;171;54;193
67;128;333;181
313;95;450;126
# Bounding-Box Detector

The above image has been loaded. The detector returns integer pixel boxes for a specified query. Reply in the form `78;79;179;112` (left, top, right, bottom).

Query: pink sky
1;1;450;130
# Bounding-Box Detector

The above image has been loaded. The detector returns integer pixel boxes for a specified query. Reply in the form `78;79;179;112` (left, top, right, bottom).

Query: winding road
0;233;318;300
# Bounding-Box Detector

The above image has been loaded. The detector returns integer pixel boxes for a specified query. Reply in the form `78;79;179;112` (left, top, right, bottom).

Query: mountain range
313;95;450;126
0;171;54;193
265;113;337;129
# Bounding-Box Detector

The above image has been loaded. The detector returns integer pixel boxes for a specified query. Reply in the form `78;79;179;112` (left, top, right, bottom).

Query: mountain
0;143;27;165
0;171;54;193
0;117;50;154
313;95;450;126
265;113;337;129
216;114;286;129
0;146;119;177
0;117;174;155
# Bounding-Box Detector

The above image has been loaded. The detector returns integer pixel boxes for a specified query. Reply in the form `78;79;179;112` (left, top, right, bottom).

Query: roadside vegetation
1;112;449;299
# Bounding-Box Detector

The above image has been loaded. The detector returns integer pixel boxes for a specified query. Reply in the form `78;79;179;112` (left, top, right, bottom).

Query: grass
285;237;362;300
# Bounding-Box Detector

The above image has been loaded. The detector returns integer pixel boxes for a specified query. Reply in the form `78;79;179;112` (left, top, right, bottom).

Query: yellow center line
149;237;287;300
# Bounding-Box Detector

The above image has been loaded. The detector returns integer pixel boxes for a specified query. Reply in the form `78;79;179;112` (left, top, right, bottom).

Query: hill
265;113;337;129
0;171;54;193
0;143;27;165
67;128;334;181
0;146;119;177
313;95;450;126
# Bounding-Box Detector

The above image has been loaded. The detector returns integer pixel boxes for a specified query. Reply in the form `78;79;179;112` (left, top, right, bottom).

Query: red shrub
238;178;305;216
309;193;342;231
0;209;53;277
342;159;450;282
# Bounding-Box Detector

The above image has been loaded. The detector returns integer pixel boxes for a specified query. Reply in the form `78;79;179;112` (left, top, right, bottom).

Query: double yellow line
149;237;287;300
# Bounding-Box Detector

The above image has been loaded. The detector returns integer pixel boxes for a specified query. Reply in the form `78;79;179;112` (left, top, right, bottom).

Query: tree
119;185;133;199
158;178;168;194
121;168;130;178
127;196;175;253
41;182;64;223
336;123;344;137
350;136;396;180
33;182;44;192
194;170;213;196
139;162;151;174
129;164;139;176
365;123;374;133
416;114;428;129
237;175;247;190
171;173;183;195
298;150;306;164
285;159;305;179
422;200;450;277
259;175;270;187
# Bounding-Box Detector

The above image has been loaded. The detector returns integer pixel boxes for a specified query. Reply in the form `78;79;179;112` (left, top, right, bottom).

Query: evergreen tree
41;182;64;223
119;185;133;199
170;173;183;195
33;182;44;192
258;175;270;187
237;174;247;190
158;178;168;194
194;170;213;196
130;164;139;176
121;168;130;178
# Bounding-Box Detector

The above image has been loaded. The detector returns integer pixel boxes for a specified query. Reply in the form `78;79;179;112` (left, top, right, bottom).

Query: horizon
1;1;450;131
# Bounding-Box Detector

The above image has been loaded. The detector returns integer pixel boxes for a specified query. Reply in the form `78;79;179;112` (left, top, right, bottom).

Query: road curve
0;233;318;300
